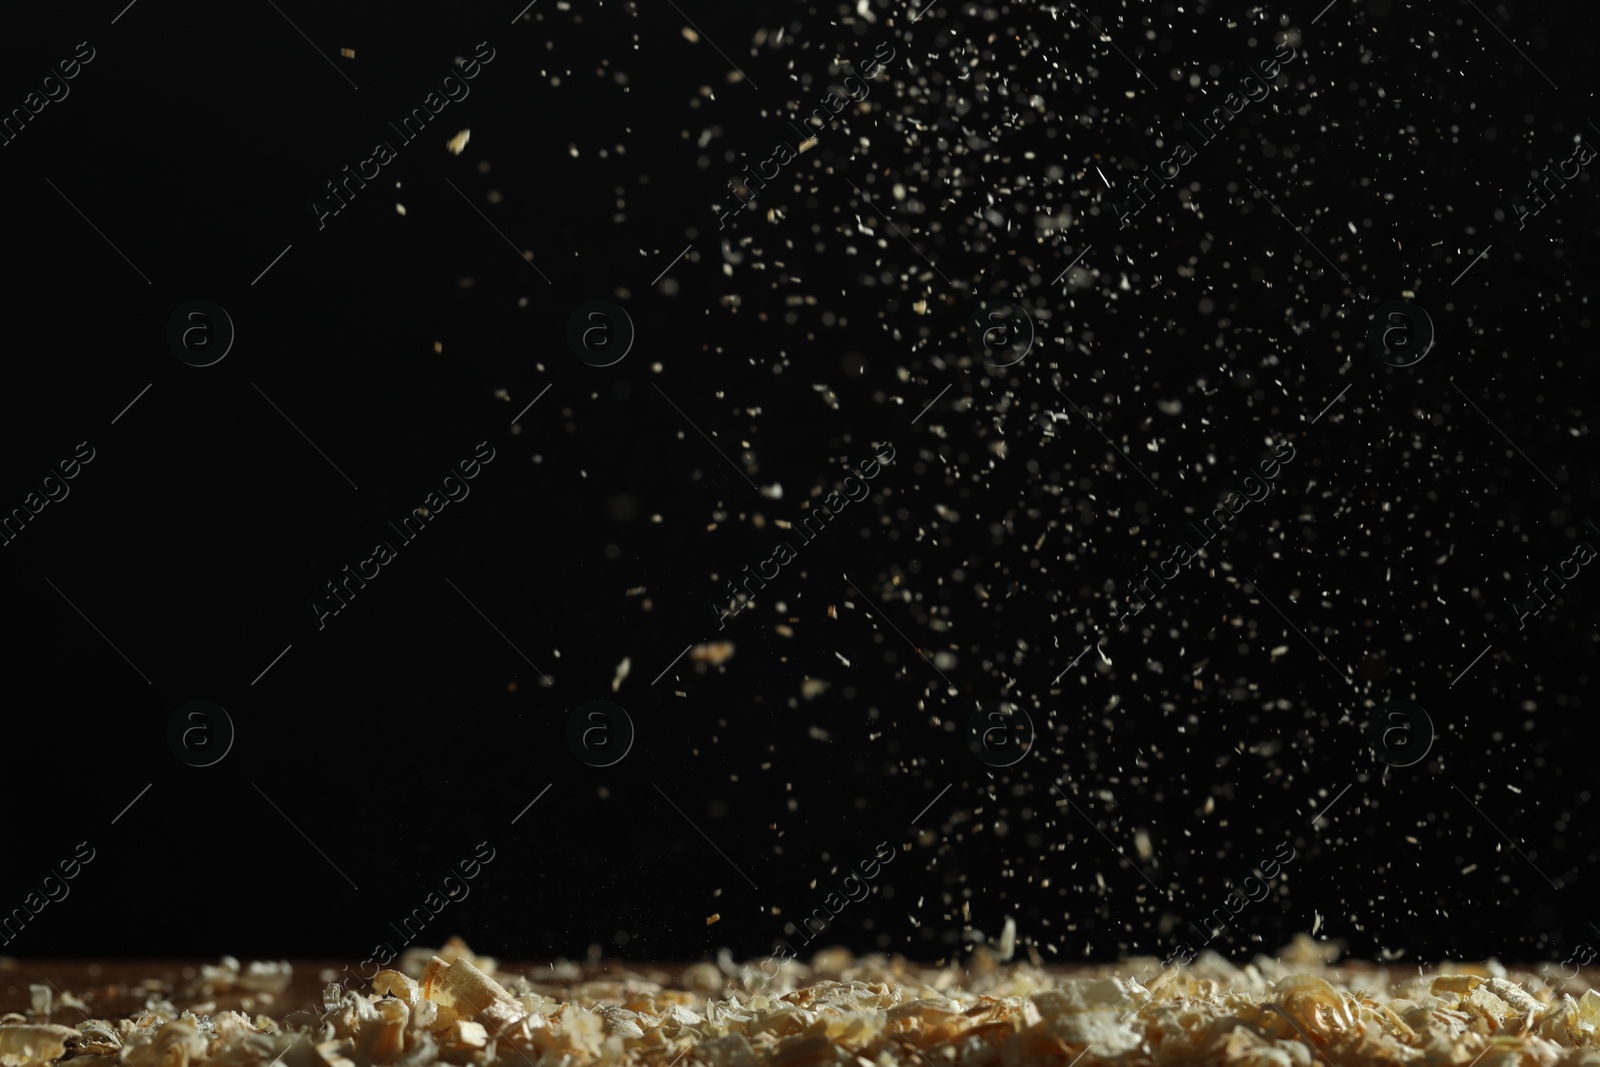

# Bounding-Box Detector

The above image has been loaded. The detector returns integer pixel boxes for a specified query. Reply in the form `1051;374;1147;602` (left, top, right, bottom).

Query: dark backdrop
1;0;1596;969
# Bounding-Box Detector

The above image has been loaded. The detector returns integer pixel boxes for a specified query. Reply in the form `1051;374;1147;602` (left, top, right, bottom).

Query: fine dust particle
705;913;720;926
800;678;830;699
689;641;734;664
433;341;443;354
494;388;510;401
998;917;1017;961
446;129;471;156
340;47;355;58
612;657;631;692
395;203;406;216
505;681;517;694
682;27;699;42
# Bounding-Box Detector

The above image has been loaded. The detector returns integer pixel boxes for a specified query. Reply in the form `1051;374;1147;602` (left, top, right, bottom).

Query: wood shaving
689;642;735;665
4;943;1598;1067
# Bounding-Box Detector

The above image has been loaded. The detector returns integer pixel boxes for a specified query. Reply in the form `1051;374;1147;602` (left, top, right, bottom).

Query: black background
1;0;1597;969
